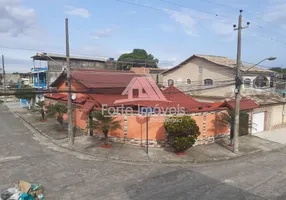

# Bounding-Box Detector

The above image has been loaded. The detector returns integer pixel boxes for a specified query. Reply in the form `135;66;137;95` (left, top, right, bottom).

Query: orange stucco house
45;68;230;147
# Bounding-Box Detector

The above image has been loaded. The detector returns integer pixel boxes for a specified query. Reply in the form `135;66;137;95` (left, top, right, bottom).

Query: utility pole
233;10;250;152
2;55;6;103
66;17;74;146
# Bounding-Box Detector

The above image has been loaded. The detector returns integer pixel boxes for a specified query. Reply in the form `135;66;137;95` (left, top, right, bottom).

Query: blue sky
0;0;286;72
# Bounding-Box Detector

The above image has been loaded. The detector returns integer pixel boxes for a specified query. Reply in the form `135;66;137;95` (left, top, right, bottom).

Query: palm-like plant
46;102;68;130
217;110;252;141
90;111;121;145
36;101;46;121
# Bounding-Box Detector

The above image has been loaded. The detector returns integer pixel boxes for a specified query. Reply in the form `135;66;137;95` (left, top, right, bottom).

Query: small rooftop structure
31;53;107;63
130;67;166;74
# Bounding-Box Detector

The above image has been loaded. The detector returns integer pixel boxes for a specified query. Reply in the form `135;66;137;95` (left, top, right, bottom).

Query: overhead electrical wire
114;0;231;25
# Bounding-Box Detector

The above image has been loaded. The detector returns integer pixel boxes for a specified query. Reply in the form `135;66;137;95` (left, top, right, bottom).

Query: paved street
1;104;286;200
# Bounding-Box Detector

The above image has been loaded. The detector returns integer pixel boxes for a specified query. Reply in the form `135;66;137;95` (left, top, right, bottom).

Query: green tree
36;101;46;121
164;116;200;153
269;67;286;74
46;102;68;130
90;111;121;145
15;86;36;110
117;49;159;70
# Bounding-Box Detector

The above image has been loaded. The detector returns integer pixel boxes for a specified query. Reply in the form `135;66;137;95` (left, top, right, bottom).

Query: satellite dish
71;93;77;100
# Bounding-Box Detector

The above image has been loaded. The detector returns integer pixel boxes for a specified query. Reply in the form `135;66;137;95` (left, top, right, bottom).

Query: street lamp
245;57;277;72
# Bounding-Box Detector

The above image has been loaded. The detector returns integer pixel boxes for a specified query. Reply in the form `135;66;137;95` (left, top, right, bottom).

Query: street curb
6;105;283;165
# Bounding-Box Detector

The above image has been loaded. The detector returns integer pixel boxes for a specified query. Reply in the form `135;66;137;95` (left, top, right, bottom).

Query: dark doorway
239;113;249;136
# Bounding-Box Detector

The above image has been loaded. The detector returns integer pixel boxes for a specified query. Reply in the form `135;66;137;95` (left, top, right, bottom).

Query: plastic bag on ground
0;187;21;200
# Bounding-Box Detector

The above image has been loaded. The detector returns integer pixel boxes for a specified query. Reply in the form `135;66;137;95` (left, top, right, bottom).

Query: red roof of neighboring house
222;99;259;110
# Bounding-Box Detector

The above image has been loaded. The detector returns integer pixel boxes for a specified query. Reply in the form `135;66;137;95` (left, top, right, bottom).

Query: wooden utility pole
66;17;74;146
233;10;249;152
2;55;6;103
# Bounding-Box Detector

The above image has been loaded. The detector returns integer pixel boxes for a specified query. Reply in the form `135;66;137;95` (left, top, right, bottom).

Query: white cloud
158;58;177;68
91;27;118;39
263;0;286;28
211;21;235;40
0;0;36;36
64;6;91;18
163;8;198;36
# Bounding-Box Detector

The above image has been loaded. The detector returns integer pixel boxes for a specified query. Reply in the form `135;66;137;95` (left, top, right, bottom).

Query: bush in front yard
164;116;200;153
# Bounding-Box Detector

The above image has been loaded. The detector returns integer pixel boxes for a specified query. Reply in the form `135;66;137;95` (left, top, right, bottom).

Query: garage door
252;112;265;134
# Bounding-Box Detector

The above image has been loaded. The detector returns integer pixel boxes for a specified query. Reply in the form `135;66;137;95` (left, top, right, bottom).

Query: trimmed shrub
164;116;200;153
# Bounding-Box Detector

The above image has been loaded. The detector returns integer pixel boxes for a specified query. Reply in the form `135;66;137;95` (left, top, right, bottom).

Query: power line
197;0;286;34
244;29;286;46
244;10;286;33
158;0;235;20
114;0;231;25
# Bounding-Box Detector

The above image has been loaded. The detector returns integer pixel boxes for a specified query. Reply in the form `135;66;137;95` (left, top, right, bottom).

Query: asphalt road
0;104;286;200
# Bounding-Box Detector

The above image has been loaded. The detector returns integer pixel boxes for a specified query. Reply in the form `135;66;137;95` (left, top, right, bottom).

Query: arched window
254;76;269;88
244;78;251;87
204;79;213;85
168;79;174;86
187;79;191;84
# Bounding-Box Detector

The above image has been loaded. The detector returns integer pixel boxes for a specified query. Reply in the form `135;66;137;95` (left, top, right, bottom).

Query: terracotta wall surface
58;80;87;99
108;116;125;138
127;116;166;140
73;108;87;129
191;115;204;139
205;112;228;137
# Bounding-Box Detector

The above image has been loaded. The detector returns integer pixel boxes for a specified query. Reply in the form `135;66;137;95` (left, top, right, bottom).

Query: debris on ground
0;180;44;200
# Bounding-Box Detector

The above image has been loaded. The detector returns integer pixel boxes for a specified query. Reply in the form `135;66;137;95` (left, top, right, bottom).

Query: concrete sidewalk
6;102;286;164
254;128;286;144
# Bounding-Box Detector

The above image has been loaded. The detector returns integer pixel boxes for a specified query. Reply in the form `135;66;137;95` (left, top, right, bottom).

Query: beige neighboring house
161;54;275;102
241;90;286;134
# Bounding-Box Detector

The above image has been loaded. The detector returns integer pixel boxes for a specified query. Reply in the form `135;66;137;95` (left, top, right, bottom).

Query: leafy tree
269;67;286;74
164;116;200;153
46;102;68;130
117;49;159;70
90;111;121;145
15;86;36;110
36;101;46;121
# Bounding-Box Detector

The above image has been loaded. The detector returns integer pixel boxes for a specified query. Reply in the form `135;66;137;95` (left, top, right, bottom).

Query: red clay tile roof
211;102;224;108
89;94;126;107
44;93;66;100
82;100;96;113
61;96;68;101
222;99;259;110
112;85;211;112
73;97;87;104
50;69;140;89
71;69;140;89
162;85;210;109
